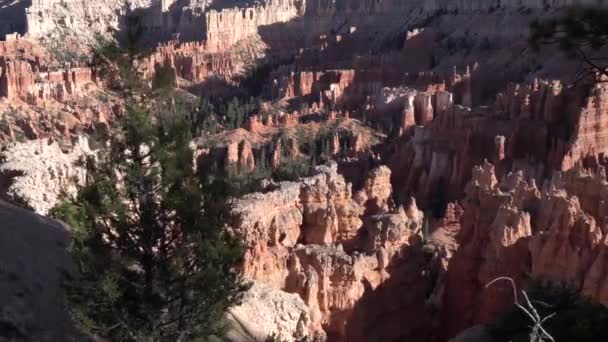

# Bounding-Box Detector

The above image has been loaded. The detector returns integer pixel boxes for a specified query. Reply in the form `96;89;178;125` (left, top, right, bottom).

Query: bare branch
486;277;556;342
486;276;519;304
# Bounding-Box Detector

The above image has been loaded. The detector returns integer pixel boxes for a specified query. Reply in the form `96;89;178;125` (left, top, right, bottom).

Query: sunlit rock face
225;281;325;341
439;161;608;339
230;163;432;341
0;35;97;102
385;78;608;213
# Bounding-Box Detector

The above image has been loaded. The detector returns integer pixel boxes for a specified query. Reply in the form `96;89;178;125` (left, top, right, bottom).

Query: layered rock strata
0;35;96;102
0;36;121;145
204;0;301;53
139;37;265;85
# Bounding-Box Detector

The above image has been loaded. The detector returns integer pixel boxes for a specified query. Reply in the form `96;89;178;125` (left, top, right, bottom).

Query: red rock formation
244;115;265;132
271;139;282;169
243;112;301;132
0;50;101;144
435;91;453;116
224;139;257;173
238;140;256;172
439;161;608;339
224;141;239;171
561;80;608;170
140;40;245;84
401;96;416;134
136;0;304;86
414;92;434;125
387;78;608;209
203;0;300;53
0;37;95;103
276;112;299;126
272;69;359;106
230;163;432;340
349;134;364;154
0;34;50;63
354;166;393;214
0;59;36;99
229;163;360;287
286;137;299;159
330;132;340;155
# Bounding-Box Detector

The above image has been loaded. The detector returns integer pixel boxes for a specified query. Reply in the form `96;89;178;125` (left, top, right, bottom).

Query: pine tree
51;107;247;341
258;148;268;171
530;6;608;81
195;96;218;135
341;138;348;155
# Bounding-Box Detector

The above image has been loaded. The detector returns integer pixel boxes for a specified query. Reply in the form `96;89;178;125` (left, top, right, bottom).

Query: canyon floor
2;0;608;341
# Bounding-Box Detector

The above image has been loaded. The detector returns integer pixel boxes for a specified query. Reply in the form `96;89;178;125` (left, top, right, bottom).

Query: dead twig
486;277;556;342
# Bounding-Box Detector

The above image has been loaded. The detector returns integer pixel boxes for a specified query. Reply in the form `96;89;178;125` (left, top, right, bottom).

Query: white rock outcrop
226;282;324;342
0;136;91;215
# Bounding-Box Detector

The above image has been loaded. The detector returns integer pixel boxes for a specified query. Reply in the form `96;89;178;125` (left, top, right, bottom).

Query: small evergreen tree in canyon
51;107;247;341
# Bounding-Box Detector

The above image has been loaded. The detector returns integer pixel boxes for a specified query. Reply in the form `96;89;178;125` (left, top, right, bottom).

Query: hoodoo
2;0;608;341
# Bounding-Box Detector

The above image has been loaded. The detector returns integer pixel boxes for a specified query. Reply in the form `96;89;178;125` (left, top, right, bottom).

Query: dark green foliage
297;123;353;159
530;6;608;79
123;12;145;57
489;282;608;342
272;131;314;182
152;64;177;91
240;57;294;97
240;62;274;97
201;121;350;197
298;127;331;158
92;36;144;91
202;136;315;198
51;108;248;341
218;154;313;197
192;96;258;134
271;157;312;182
192;97;220;136
91;9;154;92
54;10;248;340
224;97;246;130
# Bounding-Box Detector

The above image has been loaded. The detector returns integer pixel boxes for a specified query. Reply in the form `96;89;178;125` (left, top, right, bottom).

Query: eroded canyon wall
438;161;608;339
229;163;434;341
0;34;96;102
385;78;608;212
204;0;301;52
